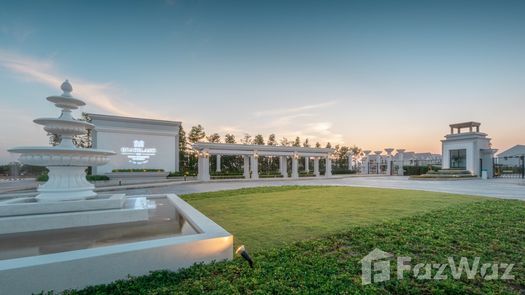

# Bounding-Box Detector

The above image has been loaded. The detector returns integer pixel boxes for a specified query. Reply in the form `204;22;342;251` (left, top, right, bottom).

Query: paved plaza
101;176;525;200
2;176;524;200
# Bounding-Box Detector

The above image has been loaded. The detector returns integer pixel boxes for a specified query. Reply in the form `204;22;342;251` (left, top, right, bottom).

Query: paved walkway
102;176;525;200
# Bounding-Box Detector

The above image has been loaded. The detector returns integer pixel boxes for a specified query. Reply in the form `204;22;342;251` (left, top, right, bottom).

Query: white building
441;122;496;177
496;145;525;166
89;114;181;174
393;152;442;167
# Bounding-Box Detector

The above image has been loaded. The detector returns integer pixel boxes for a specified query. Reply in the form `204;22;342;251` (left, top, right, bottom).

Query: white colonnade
193;143;335;181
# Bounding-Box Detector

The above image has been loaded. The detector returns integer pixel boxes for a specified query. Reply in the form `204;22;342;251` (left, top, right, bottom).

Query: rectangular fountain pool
0;194;233;294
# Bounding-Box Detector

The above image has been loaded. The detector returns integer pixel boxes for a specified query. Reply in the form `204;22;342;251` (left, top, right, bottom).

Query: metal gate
494;155;525;179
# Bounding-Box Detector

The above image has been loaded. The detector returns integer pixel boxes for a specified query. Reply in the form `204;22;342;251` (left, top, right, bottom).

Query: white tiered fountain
9;80;114;201
1;81;150;234
0;81;232;295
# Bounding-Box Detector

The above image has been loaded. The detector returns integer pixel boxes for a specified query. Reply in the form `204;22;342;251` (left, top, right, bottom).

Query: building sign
120;140;157;165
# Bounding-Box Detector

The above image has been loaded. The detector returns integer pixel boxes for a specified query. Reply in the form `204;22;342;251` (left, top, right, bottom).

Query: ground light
235;245;254;268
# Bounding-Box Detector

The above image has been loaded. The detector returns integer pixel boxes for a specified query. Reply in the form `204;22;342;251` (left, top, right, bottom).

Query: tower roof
449;121;480;129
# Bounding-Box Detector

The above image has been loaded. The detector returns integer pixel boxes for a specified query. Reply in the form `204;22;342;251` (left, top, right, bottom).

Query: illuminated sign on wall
120;140;157;165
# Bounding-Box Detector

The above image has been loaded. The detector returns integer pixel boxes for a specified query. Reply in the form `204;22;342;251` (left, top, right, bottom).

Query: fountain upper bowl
8;147;116;167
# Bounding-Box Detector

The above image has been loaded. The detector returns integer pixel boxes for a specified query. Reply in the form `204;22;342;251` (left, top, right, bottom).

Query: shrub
403;165;439;175
112;169;165;172
332;169;357;175
86;175;109;181
37;174;109;182
36;173;48;182
168;171;197;177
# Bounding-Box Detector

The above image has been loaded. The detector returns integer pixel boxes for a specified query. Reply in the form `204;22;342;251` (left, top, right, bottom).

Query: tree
49;112;92;147
302;138;310;148
293;137;301;147
253;134;265;145
315;142;321;148
241;134;252;144
280;137;290;146
267;134;276;146
188;125;206;143
72;113;92;148
326;142;332;149
206;133;221;143
224;133;236;144
179;125;188;172
349;145;363;157
179;125;187;153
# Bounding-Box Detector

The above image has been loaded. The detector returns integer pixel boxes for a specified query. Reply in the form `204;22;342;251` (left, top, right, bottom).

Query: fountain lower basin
0;194;233;294
0;194;150;235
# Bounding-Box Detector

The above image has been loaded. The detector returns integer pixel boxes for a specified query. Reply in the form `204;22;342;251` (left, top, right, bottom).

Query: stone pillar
197;153;210;181
363;150;371;174
385;148;394;176
304;157;309;172
216;155;221;172
314;157;320;177
243;155;250;179
325;156;332;177
280;156;288;178
291;155;299;178
250;155;259;179
374;151;382;174
348;152;353;170
396;149;405;176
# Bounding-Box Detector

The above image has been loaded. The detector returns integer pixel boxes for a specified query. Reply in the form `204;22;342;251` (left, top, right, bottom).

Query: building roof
449;121;481;128
497;145;525;158
88;113;181;126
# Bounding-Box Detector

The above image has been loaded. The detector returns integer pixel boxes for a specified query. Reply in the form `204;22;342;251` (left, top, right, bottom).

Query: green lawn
182;186;484;251
62;190;525;294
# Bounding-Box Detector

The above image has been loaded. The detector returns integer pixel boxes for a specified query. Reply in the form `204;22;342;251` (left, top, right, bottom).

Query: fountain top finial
61;80;73;97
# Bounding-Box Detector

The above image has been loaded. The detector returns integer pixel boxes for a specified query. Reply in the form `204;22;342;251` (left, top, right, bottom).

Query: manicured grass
61;198;525;294
181;186;484;251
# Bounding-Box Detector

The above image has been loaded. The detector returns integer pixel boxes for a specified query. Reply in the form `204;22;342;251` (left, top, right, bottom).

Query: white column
280;156;288;178
396;149;405;176
325;156;332;177
385;148;394;176
197;154;210;181
348;154;352;170
374;151;382;174
291;155;299;178
314;157;320;177
216;155;221;172
250;155;259;179
243;155;250;179
304;157;309;172
363;151;371;174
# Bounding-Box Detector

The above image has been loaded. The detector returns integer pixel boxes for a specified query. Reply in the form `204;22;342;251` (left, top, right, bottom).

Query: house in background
497;145;525;166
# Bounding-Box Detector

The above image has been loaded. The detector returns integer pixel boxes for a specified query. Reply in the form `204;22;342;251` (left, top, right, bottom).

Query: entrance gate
494;156;525;179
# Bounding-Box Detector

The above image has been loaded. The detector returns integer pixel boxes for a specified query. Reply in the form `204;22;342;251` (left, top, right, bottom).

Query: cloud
253;100;338;117
248;101;343;145
0;49;164;119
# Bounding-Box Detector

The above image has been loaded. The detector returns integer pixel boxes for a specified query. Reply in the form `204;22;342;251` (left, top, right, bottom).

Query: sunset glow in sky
1;0;524;163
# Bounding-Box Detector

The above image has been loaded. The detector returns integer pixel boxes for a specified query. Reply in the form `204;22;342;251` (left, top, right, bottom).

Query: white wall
442;141;475;172
94;131;177;174
90;114;180;175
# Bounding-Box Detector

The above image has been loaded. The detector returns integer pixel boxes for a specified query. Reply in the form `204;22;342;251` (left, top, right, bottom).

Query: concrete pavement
101;176;525;200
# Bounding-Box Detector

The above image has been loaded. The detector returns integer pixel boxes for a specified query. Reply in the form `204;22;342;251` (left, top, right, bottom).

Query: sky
1;0;524;163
